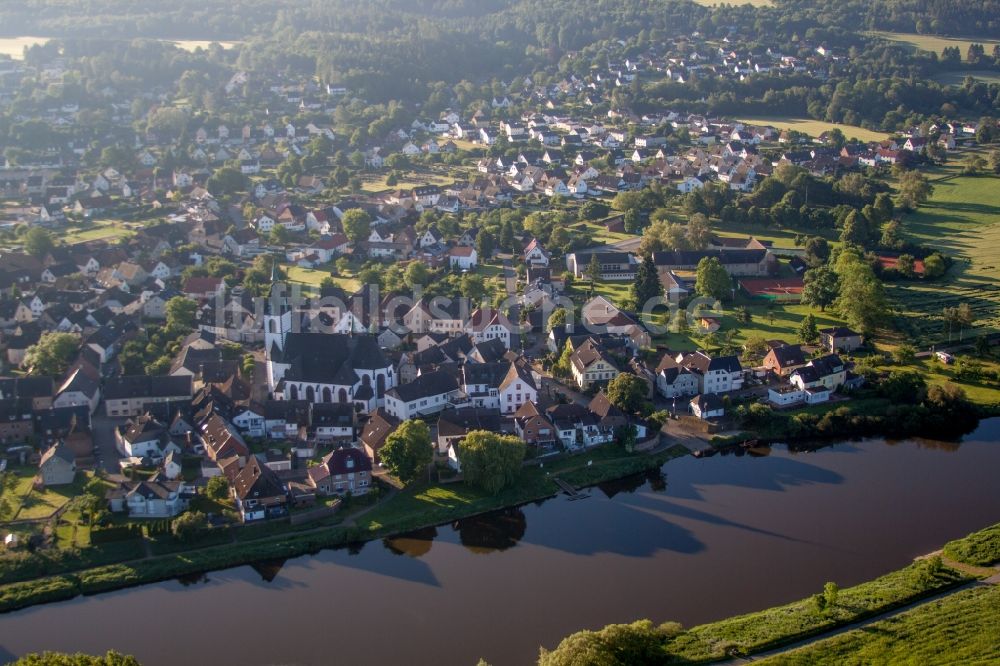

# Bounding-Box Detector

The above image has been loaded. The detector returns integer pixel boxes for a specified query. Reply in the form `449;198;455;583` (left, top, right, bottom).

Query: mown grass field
933;70;1000;86
359;170;455;195
890;172;1000;345
758;585;1000;665
62;220;136;245
735;116;889;142
874;31;1000;60
283;264;360;294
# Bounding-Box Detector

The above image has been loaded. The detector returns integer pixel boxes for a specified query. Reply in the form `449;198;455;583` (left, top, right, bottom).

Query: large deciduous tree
456;430;526;494
605;373;647;413
23;332;78;376
341;209;372;246
802;266;839;311
380;420;433;484
695;256;730;301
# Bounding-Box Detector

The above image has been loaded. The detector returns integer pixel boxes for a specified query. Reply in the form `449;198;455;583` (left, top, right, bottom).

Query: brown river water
1;418;999;665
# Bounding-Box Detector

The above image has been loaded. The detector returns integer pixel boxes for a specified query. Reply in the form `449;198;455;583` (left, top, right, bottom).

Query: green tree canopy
23;227;54;258
456;430;526;494
342;209;372;245
380;419;433;484
165;296;198;332
695;256;730;301
605;373;646;413
23;332;78;376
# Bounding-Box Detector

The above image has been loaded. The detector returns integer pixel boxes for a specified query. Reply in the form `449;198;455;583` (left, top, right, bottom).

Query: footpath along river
1;418;999;665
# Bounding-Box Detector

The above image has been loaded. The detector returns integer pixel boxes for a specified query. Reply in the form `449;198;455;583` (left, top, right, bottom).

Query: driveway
502;259;522;352
91;413;128;474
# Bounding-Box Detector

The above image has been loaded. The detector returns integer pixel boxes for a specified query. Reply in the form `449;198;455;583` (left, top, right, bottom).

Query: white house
448;246;478;270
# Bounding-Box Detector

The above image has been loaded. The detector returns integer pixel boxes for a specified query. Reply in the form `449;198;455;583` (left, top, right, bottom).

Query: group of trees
380;420;526;494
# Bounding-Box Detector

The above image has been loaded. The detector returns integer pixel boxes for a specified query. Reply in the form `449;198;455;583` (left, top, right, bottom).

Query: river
2;419;999;666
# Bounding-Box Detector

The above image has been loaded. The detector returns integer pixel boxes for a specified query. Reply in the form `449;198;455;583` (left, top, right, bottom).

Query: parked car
935;351;955;364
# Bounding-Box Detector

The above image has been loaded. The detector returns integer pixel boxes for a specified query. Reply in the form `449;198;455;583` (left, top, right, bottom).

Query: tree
895;254;916;277
23;332;78;376
23;227;54;258
587;253;602;282
457;430;525;494
605;373;647;413
879;370;927;404
164;296;198;332
341;209;372;245
923;253;947;278
803;236;830;267
475;230;495;259
623;208;642;234
880;220;904;249
834;251;889;333
823;582;839;608
11;651;141;666
975;335;991;357
547;307;568;332
735;306;752;325
538;620;679;666
801;266;837;313
460;274;486;302
380;420;433;484
695;257;730;301
893;343;917;365
896;170;934;210
205;476;230;501
171;511;209;542
404;261;430;288
206;166;247;195
839;209;873;246
798;313;818;344
631;255;660;311
686;213;711;249
500;221;516;254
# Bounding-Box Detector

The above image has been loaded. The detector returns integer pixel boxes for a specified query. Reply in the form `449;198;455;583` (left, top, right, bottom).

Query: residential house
307;446;372;496
38;441;77;486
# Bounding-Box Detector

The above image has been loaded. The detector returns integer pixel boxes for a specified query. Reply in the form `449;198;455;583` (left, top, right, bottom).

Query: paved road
91;414;127;474
502;258;522;352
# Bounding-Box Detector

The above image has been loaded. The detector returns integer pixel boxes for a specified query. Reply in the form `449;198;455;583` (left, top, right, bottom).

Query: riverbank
0;443;688;614
539;520;1000;664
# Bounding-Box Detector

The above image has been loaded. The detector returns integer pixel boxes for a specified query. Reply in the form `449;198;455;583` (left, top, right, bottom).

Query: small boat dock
553;477;589;500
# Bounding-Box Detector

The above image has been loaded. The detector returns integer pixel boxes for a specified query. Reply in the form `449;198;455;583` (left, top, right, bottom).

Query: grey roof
104;375;193;401
387;370;458;403
652;248;768;267
275;333;390;385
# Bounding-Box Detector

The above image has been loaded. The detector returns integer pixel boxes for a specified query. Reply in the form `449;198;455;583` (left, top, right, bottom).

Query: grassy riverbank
540;521;1000;663
0;444;686;614
758;584;1000;665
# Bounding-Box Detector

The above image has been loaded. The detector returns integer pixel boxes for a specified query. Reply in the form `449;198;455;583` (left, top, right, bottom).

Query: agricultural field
0;36;50;58
758;585;1000;665
873;31;1000;60
933;70;1000;86
890;173;1000;346
735;116;889;142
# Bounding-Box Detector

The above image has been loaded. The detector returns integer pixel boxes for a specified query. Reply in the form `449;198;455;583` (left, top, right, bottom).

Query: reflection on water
249;558;287;583
597;468;668;498
5;421;1000;666
384;527;438;558
453;508;526;554
176;572;208;587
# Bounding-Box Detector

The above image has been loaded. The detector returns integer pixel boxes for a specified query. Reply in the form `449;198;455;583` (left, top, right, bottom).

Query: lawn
758;585;1000;665
62;221;135;245
283;264;360;294
889;173;1000;345
575;219;637;246
873;31;1000;60
735;116;889;142
15;477;84;520
933;70;1000;86
0;469;36;521
360;170;455;195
